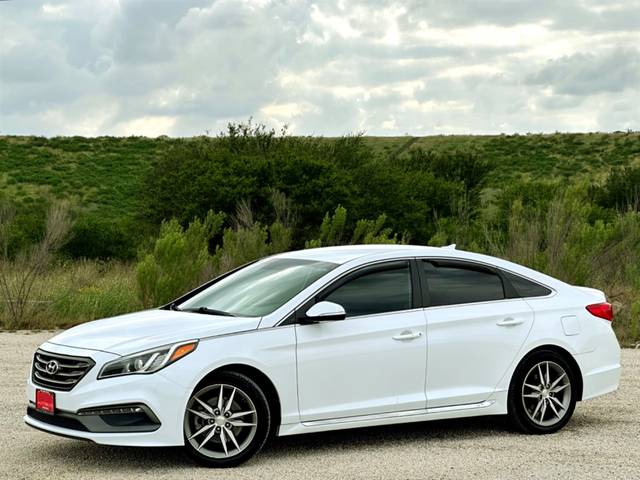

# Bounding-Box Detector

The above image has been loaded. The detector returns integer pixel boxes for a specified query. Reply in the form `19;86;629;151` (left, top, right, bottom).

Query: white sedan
25;245;621;467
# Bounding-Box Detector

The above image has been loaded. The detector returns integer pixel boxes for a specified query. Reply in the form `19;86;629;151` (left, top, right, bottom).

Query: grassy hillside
1;132;639;224
365;132;640;181
1;132;639;344
0;136;164;222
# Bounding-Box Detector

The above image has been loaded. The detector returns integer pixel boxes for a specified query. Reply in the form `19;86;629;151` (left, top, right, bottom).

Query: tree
0;201;73;328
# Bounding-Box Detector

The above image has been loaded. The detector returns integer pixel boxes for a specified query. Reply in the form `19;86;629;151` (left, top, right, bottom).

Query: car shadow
33;415;515;470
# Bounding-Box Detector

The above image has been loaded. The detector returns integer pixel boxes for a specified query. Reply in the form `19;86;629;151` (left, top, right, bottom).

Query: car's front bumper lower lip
23;414;170;446
26;402;161;434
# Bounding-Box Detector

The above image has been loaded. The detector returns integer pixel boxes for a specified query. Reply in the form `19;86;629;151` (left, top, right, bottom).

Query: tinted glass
423;261;504;306
503;271;552;298
180;258;337;317
323;263;412;317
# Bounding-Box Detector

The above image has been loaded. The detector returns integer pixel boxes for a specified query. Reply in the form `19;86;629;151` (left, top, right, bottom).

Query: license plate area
35;389;55;414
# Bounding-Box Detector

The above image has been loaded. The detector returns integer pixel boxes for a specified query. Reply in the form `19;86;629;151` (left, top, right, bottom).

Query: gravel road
1;331;638;480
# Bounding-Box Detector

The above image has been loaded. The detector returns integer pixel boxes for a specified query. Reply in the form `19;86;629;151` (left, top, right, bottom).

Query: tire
183;371;272;467
507;350;577;434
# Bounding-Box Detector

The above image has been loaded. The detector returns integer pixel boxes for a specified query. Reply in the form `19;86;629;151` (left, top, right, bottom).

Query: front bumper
25;342;188;447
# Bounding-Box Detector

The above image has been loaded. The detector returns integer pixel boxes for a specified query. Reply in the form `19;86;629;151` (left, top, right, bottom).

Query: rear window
502;271;552;298
423;260;505;306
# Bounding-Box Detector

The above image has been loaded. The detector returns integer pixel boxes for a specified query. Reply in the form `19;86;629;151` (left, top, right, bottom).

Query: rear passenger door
420;259;535;408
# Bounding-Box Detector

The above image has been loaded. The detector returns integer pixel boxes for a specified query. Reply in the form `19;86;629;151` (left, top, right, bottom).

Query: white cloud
113;115;177;137
0;0;639;136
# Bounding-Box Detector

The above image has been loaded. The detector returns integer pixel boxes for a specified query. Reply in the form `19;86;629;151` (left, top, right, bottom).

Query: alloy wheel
521;361;572;427
184;384;258;459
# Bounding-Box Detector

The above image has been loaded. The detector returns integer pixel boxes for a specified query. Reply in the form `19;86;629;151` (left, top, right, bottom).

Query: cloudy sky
0;0;638;137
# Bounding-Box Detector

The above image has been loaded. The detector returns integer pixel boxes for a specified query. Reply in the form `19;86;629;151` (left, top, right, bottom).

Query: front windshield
178;257;338;317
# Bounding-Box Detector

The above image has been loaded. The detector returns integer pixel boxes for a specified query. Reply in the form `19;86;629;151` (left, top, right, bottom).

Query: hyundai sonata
25;245;620;467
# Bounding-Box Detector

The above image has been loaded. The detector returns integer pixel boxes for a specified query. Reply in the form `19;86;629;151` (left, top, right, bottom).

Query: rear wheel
183;372;271;467
508;350;577;434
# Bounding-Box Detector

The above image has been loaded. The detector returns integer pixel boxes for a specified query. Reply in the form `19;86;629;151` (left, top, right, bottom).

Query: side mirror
302;301;346;323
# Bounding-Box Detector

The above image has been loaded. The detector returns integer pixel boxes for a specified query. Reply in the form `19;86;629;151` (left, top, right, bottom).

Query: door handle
496;317;524;327
392;331;422;341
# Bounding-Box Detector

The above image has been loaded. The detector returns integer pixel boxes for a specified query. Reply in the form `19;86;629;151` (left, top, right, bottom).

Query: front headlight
98;340;198;379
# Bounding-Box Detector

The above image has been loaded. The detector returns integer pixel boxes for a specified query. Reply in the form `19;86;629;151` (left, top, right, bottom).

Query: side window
323;263;412;317
502;271;552;298
423;260;504;307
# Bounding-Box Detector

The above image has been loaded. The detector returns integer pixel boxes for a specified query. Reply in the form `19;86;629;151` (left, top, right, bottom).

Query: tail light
586;302;613;322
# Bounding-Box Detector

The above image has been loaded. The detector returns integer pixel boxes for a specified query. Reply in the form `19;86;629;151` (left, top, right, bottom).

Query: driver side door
294;260;427;422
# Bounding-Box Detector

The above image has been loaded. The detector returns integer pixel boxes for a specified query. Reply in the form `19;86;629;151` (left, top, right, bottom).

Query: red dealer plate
35;389;55;415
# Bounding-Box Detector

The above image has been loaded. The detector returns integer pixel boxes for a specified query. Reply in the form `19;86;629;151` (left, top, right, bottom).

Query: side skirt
277;396;507;437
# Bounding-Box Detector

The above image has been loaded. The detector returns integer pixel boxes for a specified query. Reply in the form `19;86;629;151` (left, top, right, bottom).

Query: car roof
275;244;453;264
274;244;568;291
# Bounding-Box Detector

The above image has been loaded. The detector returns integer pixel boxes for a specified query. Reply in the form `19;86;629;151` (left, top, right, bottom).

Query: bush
491;179;560;231
136;191;296;308
141;123;353;240
210;193;293;272
62;213;140;260
406;148;493;194
305;206;405;248
141;122;491;247
136;211;225;308
593;165;640;212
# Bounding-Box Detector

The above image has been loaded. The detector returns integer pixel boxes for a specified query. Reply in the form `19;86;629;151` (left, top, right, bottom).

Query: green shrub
593;165;640;212
141;122;486;247
136;191;295;308
211;193;295;274
136;211;225;308
141;124;353;239
62;213;141;260
305;206;404;248
406;148;493;194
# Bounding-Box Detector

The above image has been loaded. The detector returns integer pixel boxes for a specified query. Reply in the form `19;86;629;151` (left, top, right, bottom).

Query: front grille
32;350;95;392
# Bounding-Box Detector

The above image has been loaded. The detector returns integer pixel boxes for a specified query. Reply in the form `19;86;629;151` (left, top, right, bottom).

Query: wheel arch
193;363;282;434
511;344;584;401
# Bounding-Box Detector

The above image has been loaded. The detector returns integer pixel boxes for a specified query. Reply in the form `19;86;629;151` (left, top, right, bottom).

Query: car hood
47;309;261;356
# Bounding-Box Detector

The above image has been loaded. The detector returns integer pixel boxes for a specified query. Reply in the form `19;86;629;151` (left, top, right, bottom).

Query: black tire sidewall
183;371;272;468
508;350;577;434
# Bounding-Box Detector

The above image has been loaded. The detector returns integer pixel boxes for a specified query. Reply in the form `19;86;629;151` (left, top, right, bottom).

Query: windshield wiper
178;306;237;317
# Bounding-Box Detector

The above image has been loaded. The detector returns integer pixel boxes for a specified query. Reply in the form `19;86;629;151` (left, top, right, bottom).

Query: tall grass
0;260;140;330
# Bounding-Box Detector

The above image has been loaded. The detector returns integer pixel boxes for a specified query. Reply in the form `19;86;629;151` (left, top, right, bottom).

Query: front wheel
508;350;577;434
183;372;271;467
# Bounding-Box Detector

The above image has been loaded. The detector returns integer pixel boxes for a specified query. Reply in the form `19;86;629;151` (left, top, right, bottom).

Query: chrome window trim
423;296;531;311
338;307;425;321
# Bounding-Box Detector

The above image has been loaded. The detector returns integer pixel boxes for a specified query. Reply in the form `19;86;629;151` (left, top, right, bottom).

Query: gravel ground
1;331;638;480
